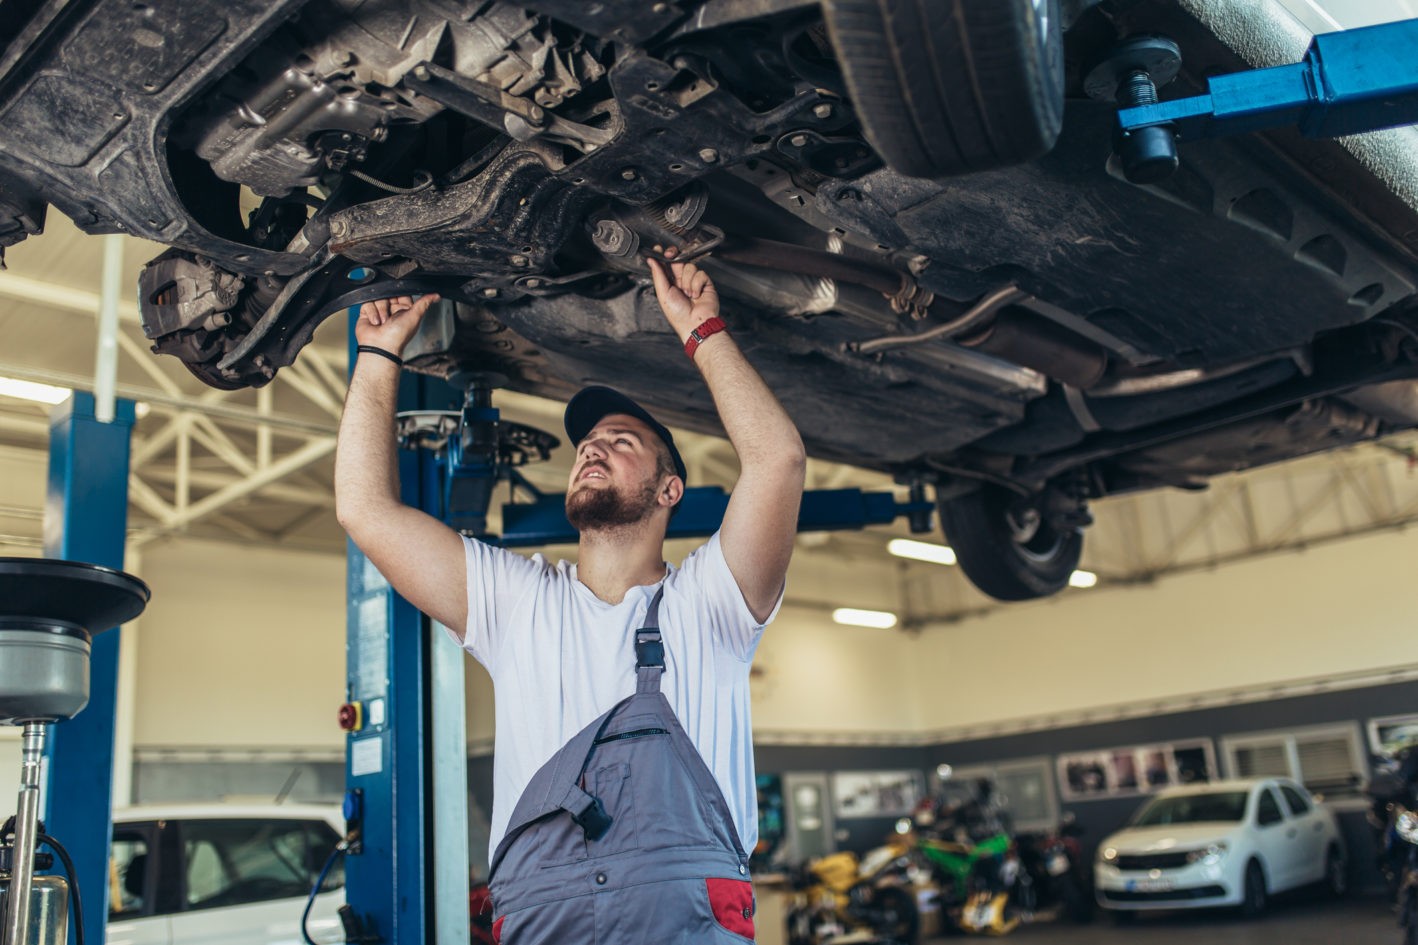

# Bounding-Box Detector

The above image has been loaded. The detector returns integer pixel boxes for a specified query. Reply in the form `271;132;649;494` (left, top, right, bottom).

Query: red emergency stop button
338;701;363;732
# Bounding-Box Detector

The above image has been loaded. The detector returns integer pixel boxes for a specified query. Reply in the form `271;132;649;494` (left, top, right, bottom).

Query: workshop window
109;834;150;918
1280;784;1311;816
1256;788;1284;827
1221;723;1366;799
933;757;1058;833
181;819;344;911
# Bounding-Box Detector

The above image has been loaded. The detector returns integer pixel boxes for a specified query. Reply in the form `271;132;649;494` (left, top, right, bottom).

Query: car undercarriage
3;0;1417;600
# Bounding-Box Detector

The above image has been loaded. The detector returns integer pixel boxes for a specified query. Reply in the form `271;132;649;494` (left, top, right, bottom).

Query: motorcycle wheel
785;905;815;945
874;886;921;945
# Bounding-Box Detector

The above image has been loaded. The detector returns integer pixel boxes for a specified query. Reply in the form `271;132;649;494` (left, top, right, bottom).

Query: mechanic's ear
661;475;684;509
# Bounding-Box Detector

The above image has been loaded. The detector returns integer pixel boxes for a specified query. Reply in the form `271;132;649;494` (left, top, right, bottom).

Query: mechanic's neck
576;522;668;605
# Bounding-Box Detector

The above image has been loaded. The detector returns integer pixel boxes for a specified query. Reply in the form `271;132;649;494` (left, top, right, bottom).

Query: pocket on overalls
705;878;756;941
589;761;638;854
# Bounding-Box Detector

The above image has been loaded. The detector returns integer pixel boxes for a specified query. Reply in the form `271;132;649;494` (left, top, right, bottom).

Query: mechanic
335;247;806;943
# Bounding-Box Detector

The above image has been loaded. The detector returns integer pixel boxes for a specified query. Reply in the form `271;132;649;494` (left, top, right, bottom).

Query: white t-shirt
457;530;779;860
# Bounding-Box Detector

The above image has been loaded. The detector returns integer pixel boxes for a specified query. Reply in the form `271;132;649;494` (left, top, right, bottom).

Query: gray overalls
487;589;756;944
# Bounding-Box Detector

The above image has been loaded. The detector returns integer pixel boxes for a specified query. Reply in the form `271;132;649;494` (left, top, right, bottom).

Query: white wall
3;486;1415;774
909;526;1418;735
132;538;348;749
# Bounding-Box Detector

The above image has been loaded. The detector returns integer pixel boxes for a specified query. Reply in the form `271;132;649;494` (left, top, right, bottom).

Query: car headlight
1185;843;1229;865
1099;847;1118;863
1396;807;1418;844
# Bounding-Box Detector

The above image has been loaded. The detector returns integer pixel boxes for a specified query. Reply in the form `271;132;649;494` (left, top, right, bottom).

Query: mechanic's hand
647;245;719;343
355;294;441;356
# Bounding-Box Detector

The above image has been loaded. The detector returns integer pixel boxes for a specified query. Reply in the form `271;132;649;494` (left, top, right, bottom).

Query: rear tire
937;485;1084;601
822;0;1064;177
1325;845;1348;898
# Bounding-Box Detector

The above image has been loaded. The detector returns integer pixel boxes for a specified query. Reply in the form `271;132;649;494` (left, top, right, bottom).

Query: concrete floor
924;894;1396;944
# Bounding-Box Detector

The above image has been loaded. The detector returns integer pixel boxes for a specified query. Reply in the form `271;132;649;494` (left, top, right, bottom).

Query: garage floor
924;895;1394;944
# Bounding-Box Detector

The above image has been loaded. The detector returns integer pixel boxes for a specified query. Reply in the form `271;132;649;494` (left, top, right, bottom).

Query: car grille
1115;852;1193;870
1102;885;1227;903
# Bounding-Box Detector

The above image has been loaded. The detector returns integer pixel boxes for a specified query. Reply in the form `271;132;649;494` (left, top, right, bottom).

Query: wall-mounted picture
1061;753;1111;796
1369;714;1418;757
831;770;924;819
1057;739;1216;801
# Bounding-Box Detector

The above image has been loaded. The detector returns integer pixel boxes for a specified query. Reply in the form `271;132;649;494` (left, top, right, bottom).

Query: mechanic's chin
566;482;658;533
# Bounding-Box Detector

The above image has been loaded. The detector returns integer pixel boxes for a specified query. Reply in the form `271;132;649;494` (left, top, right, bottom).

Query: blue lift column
41;391;137;945
342;320;464;945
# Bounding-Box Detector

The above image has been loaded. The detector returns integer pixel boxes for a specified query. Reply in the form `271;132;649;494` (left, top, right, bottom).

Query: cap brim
564;387;688;483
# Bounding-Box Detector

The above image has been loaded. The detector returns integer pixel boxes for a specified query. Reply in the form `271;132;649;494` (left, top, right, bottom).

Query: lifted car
2;0;1417;600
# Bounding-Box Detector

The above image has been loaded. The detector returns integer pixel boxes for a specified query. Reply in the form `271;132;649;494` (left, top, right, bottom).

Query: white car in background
108;804;346;945
1094;778;1346;917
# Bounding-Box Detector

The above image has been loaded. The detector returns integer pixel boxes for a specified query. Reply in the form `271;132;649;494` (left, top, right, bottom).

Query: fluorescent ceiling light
1069;570;1098;589
832;607;898;629
887;538;957;566
0;376;71;405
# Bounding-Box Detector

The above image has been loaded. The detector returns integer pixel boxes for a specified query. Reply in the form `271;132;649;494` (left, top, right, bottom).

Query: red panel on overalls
486;589;755;944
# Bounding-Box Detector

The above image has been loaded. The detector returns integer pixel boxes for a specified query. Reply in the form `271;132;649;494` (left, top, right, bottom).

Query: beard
565;473;661;532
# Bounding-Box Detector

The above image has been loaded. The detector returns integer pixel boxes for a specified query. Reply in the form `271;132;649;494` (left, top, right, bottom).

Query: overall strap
635;586;666;694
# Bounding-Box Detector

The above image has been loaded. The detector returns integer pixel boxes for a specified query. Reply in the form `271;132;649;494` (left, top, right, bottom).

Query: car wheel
937;484;1084;601
1325;845;1349;898
822;0;1064;177
1240;860;1267;918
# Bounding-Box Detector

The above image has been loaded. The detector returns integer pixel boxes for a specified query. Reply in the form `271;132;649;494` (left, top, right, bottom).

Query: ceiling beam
133;436;335;542
0;271;142;325
0;361;337;436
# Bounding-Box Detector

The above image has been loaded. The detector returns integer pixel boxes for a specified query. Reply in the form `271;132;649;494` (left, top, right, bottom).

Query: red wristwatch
684;316;727;359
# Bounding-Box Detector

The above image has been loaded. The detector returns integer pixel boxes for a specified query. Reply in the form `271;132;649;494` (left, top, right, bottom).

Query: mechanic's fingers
646;255;673;298
689;268;711;299
372;298;393;323
408;293;441;319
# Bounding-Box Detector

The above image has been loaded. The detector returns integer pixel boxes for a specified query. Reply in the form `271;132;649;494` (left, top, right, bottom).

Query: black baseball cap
564;386;688;483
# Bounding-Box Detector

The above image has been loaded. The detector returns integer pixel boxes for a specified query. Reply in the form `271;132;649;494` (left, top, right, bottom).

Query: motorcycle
1012;816;1093;924
903;778;1028;936
910;829;1022;935
469;881;496;945
785;836;921;945
1368;747;1418;944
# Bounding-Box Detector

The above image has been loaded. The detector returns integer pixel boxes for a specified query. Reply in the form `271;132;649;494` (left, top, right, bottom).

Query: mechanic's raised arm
647;248;806;623
335;294;471;638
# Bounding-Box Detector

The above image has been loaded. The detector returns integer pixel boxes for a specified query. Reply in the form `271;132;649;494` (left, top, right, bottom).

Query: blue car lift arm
1118;17;1418;143
422;384;934;546
498;484;931;547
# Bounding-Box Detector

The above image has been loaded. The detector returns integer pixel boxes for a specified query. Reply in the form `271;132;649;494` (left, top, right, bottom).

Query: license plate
1125;878;1174;892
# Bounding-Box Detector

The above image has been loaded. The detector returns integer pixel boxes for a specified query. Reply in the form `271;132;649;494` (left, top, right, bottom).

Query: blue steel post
41;391;136;945
343;315;460;944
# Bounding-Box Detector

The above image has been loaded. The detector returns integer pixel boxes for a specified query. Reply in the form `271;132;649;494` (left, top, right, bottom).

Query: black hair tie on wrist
357;345;403;367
